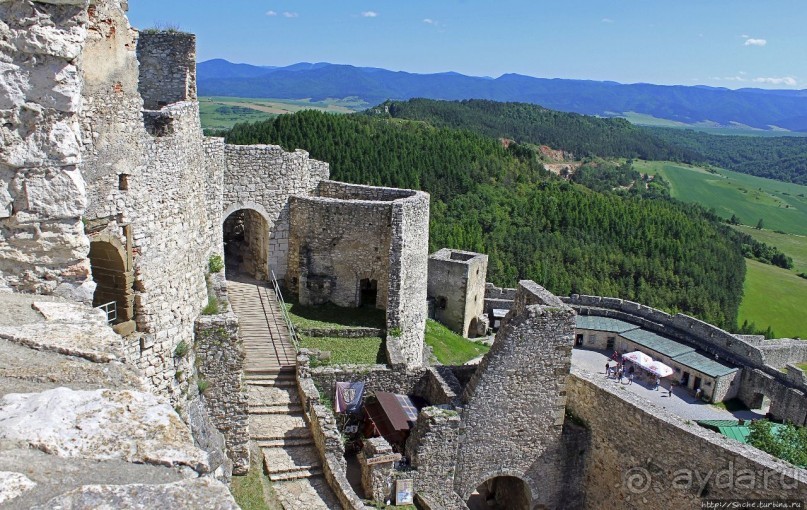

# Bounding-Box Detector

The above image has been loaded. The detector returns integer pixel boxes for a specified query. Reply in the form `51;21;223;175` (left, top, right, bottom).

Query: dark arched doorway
223;208;270;280
360;278;378;307
89;238;134;325
468;317;479;338
467;476;531;510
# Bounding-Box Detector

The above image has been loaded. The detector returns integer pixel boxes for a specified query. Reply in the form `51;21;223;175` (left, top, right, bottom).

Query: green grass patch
299;336;385;365
732;225;807;274
199;96;367;131
425;319;490;365
230;444;282;510
284;297;386;331
230;443;283;510
739;259;807;339
634;161;807;236
796;363;807;372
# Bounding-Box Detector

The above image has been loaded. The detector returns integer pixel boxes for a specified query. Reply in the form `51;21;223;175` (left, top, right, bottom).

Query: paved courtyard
571;347;765;421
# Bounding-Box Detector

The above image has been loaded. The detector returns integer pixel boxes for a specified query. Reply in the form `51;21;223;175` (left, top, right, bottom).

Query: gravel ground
571;347;764;421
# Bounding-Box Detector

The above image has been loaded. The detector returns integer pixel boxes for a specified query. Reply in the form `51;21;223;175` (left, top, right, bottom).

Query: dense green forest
225;110;749;329
367;99;701;161
648;128;807;185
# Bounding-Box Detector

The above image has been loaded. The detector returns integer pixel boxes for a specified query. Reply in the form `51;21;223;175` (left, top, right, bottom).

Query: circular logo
624;467;652;494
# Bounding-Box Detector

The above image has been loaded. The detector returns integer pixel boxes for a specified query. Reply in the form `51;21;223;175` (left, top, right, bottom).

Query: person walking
655;376;661;391
629;372;634;385
605;361;610;377
668;383;673;397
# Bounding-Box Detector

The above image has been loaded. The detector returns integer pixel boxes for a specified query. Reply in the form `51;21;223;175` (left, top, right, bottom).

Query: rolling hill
197;59;807;132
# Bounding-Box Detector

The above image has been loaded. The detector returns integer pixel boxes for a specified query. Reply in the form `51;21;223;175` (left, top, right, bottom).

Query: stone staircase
246;369;341;509
229;277;341;509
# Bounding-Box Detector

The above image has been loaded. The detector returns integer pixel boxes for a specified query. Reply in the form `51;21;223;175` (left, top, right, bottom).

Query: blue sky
127;1;805;89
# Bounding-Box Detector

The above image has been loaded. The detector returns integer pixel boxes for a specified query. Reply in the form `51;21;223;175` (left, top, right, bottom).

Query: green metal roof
696;420;750;443
718;426;751;443
697;419;741;428
575;316;640;334
621;328;695;358
672;351;739;378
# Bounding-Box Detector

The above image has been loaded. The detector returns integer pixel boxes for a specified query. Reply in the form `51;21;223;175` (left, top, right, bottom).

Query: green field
634;161;807;338
634;161;807;236
199;96;366;130
738;259;807;339
620;112;807;137
732;225;807;274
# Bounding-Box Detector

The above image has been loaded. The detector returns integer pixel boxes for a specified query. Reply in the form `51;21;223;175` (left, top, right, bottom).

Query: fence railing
271;270;299;352
96;301;117;324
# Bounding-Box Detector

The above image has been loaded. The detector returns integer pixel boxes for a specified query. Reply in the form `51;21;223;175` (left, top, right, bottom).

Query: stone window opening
118;173;129;191
360;278;378;307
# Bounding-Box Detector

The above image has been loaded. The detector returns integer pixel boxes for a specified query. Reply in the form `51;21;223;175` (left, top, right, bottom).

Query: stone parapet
567;366;807;508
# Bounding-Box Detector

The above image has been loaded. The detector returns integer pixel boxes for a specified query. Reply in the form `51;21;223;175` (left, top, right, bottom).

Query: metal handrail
96;301;117;324
271;270;299;352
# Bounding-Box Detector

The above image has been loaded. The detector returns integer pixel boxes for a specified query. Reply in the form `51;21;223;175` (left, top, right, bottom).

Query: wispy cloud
283;11;298;18
711;75;796;87
744;38;767;47
601;18;614;23
361;11;378;18
754;76;797;86
266;10;277;16
423;18;437;25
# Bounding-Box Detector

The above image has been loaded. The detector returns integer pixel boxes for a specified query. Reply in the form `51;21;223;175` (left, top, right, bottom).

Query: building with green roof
575;316;742;403
621;329;695;359
574;316;639;350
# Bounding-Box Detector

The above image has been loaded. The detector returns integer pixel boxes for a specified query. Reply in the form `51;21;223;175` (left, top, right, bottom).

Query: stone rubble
0;387;209;472
0;471;37;505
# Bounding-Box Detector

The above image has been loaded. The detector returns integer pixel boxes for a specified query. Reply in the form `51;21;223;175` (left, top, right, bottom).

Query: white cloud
423;18;437;25
753;76;797;86
744;38;767;47
283;11;298;18
361;11;378;18
266;10;277;16
601;18;614;23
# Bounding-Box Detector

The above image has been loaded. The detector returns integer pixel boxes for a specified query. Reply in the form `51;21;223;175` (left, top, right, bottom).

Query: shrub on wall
208;254;224;273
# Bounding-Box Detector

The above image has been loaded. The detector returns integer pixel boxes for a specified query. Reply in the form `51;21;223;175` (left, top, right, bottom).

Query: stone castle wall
136;31;196;110
288;192;393;308
222;144;328;282
0;0;93;300
452;281;575;506
202;137;225;259
565;294;767;368
194;274;249;475
567;367;807;509
385;188;430;367
77;3;216;403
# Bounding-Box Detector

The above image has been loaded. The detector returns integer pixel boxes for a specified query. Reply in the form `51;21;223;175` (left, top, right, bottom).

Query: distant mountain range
197;59;807;132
